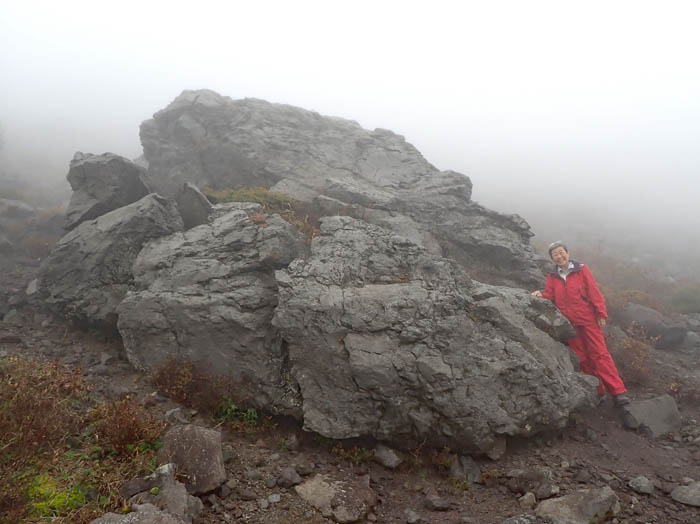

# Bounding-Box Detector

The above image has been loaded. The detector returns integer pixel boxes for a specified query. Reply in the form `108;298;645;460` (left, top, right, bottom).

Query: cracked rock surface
272;216;596;453
140;89;542;287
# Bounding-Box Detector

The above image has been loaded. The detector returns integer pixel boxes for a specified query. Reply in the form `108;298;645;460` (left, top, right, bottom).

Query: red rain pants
567;323;626;396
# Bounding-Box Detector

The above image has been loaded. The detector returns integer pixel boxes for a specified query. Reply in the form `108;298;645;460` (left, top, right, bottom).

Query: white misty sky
1;0;699;242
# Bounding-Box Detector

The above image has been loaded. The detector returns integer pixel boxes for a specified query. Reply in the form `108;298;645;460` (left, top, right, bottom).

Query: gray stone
449;455;482;485
535;486;620;523
628;476;654;495
294;474;376;523
25;278;37;295
500;516;538;524
373;444;403;469
157;425;226;495
404;509;422;523
0;197;34;218
620;395;681;438
273;217;596;454
277;466;302;488
174;182;212;230
65;152;151;230
37;193;182;329
90;503;187;524
140;89;542;287
671;481;700;507
244;469;263;481
117;204;308;414
127;464;203;523
680;331;700;351
613;303;689;350
519;492;537;510
424;493;450;511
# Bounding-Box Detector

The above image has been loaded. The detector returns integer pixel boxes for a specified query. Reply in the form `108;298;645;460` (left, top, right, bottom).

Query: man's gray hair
548;241;568;257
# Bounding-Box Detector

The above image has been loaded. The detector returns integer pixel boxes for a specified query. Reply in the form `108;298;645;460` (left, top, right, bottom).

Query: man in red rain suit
532;242;630;406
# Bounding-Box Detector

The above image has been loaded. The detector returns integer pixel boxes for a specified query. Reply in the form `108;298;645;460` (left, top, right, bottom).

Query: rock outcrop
174;182;213;229
65;152;151;230
117;203;308;414
37;194;183;328
140;89;541;287
272;216;596;454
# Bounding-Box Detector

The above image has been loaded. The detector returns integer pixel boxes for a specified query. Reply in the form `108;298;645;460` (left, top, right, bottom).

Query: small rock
286;434;301;452
277;467;302;488
519;492;536;510
424;493;450;511
257;497;269;510
293;458;315;476
682;477;695;485
450;455;482;485
535;482;559;500
536;486;620;523
574;468;592;483
268;493;281;504
628;476;654;495
237;488;257;501
671;481;700;507
373;444;403;469
405;508;422;523
265;478;277;488
486;436;507;460
245;469;263;481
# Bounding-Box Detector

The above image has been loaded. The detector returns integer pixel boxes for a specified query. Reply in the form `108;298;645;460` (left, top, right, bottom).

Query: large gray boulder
0;197;35;224
613;303;688;349
140;89;541;287
65;152;151;230
272;216;596;455
620;394;681;438
37;194;183;328
117;203;308;413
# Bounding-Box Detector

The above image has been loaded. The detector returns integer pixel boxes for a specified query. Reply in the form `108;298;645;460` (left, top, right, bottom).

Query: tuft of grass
429;446;455;471
331;444;374;465
204;186;297;212
91;397;165;454
150;357;266;433
203;185;321;242
214;397;258;427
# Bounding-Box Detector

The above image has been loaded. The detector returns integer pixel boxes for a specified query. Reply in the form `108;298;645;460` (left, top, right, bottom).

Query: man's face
550;246;570;269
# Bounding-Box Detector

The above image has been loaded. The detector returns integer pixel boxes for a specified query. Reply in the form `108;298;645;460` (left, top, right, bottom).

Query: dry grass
0;356;165;524
203;185;321;242
91;397;165;454
150;356;262;428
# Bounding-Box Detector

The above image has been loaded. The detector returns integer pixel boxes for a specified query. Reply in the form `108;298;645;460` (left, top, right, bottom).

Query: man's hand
597;318;607;328
531;290;543;297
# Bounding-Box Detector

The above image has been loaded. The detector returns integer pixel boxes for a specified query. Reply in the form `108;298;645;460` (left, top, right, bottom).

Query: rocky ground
2;258;700;524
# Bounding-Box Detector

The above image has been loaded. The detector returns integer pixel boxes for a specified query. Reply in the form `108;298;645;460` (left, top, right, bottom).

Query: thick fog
1;1;699;274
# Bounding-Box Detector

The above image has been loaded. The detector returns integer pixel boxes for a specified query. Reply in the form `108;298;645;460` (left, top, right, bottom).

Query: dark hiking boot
614;393;631;406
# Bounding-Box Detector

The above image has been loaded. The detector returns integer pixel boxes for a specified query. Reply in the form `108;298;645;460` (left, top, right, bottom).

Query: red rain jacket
541;261;607;326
